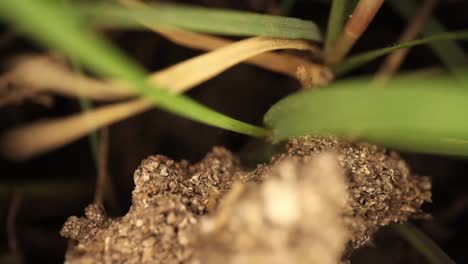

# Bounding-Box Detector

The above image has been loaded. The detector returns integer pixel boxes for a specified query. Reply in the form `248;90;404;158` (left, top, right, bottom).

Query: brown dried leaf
0;99;152;160
0;55;134;106
1;37;319;160
149;36;318;92
121;0;331;86
150;28;331;86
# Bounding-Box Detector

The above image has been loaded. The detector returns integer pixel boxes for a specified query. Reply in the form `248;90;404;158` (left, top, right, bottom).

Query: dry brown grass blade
375;0;438;85
153;27;330;85
1;37;321;160
0;55;134;106
0;99;152;160
0;37;329;107
120;0;330;86
150;36;321;92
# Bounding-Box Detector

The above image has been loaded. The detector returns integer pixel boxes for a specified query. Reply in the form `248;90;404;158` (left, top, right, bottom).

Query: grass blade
150;36;318;92
0;100;152;161
0;35;317;160
375;0;437;84
151;28;328;84
392;223;455;264
118;0;327;84
77;1;322;41
333;30;468;75
325;0;348;52
1;35;315;160
325;0;384;65
0;32;326;105
264;75;468;156
0;55;136;102
390;0;468;78
0;0;266;138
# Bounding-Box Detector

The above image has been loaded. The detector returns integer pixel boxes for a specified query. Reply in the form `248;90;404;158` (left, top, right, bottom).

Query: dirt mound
250;137;432;249
196;154;349;264
60;137;431;263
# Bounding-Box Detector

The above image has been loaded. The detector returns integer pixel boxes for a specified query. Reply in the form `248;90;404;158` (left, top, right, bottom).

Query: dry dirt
60;136;431;263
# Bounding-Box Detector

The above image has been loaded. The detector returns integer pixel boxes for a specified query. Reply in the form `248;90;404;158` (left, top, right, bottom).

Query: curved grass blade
375;0;437;84
0;34;324;104
0;35;318;160
150;28;326;82
264;76;468;157
0;55;135;102
118;0;326;83
333;30;468;75
76;1;322;41
151;36;317;92
0;0;266;138
390;0;468;78
62;0;100;165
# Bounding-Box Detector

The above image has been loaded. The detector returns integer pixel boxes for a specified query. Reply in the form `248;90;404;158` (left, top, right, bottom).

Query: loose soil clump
61;137;431;263
249;137;432;250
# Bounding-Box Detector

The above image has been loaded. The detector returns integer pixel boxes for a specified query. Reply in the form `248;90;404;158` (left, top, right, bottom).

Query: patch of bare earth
60;137;431;263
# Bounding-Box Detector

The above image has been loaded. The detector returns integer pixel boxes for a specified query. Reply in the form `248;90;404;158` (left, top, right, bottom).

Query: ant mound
61;137;431;264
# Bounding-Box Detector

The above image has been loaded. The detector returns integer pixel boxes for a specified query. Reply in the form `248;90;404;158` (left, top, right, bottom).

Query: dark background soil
1;0;468;263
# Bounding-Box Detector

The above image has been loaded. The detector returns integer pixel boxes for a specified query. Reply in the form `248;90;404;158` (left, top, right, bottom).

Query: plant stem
0;0;268;143
326;0;384;65
78;97;100;163
6;191;23;264
333;30;468;76
392;223;455;264
375;0;438;85
64;0;101;165
389;0;468;79
325;0;348;53
70;54;117;211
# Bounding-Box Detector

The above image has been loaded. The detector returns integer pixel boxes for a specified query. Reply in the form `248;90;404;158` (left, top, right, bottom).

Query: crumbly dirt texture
61;147;243;263
248;137;432;249
61;137;431;263
196;154;349;264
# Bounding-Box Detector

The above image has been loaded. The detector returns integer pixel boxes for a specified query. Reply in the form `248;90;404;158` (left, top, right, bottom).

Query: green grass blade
390;0;468;78
333;30;468;75
68;46;100;164
264;75;468;156
392;223;455;264
76;1;322;41
62;0;100;165
325;0;348;52
0;0;266;138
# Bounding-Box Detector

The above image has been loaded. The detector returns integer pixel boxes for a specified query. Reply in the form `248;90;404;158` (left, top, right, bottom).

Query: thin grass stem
325;0;348;53
326;0;384;65
392;223;455;264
